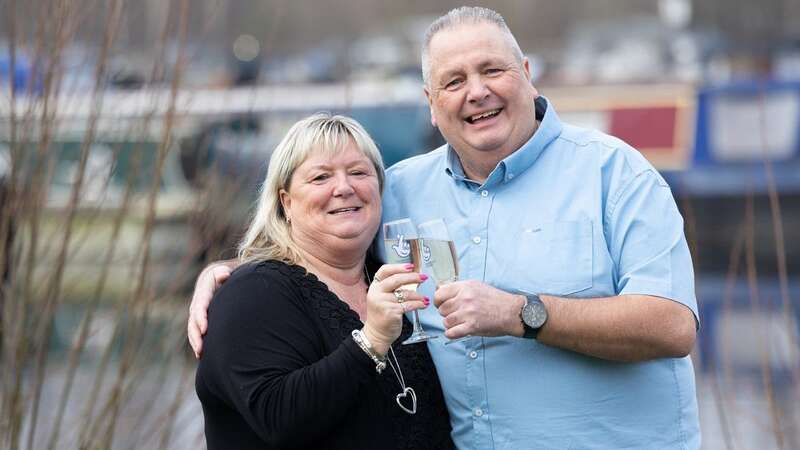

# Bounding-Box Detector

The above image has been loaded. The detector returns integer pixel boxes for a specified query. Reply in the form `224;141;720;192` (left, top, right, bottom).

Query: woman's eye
311;174;329;182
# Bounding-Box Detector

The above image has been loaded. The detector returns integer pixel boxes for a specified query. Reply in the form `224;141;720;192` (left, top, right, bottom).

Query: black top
196;260;454;450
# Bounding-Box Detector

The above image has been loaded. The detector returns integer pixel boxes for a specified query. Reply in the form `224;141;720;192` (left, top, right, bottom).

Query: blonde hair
238;112;385;264
421;6;524;87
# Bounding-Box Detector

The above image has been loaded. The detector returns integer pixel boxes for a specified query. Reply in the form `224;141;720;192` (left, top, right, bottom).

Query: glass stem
411;311;424;333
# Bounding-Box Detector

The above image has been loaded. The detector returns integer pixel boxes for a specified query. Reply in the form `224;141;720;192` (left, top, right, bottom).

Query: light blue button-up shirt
379;97;700;450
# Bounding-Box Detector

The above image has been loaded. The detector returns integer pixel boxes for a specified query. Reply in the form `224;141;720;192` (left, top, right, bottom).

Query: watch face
522;298;547;328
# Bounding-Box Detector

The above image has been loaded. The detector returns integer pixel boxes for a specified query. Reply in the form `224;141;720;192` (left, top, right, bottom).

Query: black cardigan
195;260;454;450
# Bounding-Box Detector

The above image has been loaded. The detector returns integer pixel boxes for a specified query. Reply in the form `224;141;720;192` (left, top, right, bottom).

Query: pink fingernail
423;296;430;306
404;263;415;270
420;274;428;281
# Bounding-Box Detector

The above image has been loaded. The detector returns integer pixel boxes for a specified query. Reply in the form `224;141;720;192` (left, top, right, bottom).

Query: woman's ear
279;189;291;222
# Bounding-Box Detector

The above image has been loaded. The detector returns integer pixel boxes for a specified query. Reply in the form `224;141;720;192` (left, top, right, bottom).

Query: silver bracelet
351;329;387;374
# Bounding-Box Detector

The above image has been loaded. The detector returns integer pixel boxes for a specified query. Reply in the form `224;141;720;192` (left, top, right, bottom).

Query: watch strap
522;318;540;339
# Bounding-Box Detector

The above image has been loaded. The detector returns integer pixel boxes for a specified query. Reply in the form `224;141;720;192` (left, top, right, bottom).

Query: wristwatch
519;293;548;339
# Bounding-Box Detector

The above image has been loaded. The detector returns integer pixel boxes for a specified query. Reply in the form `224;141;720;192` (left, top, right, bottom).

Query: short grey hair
421;6;524;87
238;112;385;264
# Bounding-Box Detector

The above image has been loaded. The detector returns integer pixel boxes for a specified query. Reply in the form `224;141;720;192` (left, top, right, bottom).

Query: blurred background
1;0;798;448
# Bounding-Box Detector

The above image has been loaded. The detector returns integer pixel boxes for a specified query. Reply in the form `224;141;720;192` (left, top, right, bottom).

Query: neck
458;154;503;183
297;245;366;286
296;243;369;321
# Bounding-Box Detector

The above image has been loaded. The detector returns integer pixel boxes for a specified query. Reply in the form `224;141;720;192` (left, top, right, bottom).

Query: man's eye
486;68;502;75
445;79;462;89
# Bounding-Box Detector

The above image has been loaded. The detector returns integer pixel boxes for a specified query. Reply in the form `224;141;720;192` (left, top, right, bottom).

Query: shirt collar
443;96;563;185
444;145;467;181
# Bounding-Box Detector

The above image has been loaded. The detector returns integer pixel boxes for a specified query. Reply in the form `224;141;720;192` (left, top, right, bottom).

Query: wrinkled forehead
428;22;519;71
290;138;377;180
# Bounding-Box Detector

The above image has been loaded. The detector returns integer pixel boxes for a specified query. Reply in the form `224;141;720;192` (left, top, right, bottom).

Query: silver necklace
364;266;417;415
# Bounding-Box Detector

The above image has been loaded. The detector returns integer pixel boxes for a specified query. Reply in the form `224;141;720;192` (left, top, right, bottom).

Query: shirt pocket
511;220;593;296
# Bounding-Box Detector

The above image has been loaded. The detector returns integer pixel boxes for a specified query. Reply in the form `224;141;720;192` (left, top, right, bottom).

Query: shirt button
508;173;515;180
474;408;484;417
480;190;488;197
472;236;481;244
469;351;478;359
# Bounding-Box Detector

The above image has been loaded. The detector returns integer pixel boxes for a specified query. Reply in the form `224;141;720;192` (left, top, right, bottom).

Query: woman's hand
362;263;429;356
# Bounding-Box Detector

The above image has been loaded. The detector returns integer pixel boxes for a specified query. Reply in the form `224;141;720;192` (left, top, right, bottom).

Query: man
189;7;700;449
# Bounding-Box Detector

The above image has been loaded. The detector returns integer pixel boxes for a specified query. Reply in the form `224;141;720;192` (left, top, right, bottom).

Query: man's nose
465;76;490;103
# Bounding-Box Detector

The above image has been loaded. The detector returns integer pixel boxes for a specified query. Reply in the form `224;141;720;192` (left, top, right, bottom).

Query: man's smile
465;108;503;124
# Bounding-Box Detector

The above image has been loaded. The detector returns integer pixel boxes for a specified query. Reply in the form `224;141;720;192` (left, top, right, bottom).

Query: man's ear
521;58;539;97
424;86;437;128
279;189;291;221
522;57;532;81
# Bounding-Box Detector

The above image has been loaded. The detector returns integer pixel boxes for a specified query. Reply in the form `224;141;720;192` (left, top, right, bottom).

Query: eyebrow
304;159;371;171
436;66;463;80
478;59;505;70
435;57;511;82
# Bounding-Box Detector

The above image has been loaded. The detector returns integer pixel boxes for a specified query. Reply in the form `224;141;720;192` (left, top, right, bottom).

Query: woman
195;113;454;450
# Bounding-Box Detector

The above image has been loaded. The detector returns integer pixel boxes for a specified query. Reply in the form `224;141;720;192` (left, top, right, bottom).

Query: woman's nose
332;173;355;196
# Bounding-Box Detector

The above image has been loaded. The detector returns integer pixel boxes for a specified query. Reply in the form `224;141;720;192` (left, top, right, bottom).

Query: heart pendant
395;387;417;415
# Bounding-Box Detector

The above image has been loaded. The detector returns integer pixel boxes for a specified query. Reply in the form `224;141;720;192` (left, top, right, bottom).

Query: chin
331;223;373;240
469;139;509;154
338;233;375;253
465;129;510;148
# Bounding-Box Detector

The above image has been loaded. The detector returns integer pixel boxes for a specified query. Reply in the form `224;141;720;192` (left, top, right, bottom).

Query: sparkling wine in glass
418;219;468;346
418;219;459;285
383;219;437;345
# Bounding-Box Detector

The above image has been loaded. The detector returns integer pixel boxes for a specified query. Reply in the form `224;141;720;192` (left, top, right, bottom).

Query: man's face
424;22;538;164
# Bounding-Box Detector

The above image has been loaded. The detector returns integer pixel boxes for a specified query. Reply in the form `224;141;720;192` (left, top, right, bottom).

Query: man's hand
187;261;237;358
433;280;524;339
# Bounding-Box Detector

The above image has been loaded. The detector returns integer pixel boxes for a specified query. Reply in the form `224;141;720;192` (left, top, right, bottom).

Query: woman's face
280;141;382;256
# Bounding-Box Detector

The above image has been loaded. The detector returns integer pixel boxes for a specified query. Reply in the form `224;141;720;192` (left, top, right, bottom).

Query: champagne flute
417;219;467;346
383;219;437;345
417;219;459;285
